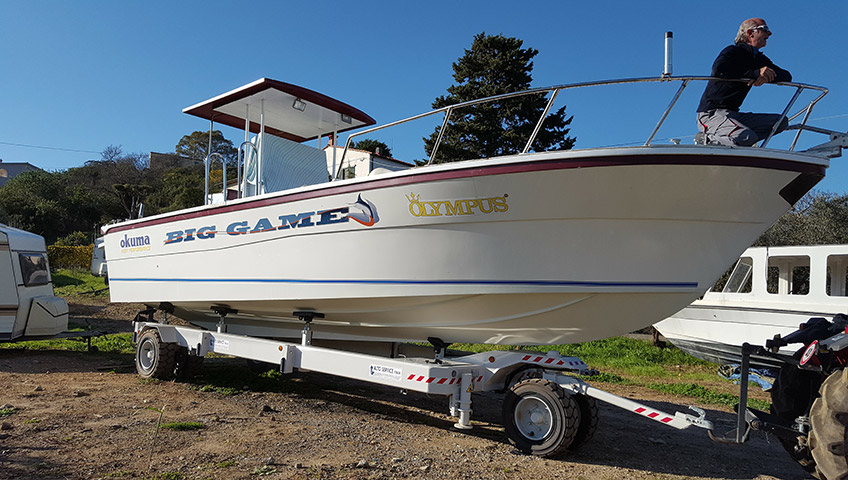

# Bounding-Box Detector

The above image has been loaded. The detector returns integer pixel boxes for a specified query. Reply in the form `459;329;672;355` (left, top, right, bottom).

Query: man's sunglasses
751;25;771;34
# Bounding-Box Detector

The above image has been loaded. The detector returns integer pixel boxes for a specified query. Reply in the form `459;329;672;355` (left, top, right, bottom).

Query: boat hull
104;147;825;345
655;244;848;366
654;305;834;368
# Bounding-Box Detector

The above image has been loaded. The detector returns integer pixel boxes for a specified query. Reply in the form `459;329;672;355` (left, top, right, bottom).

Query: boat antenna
663;31;673;77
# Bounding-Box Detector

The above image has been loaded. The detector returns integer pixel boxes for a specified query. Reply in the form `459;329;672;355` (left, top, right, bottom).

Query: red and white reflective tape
521;355;585;368
406;374;484;385
633;406;673;423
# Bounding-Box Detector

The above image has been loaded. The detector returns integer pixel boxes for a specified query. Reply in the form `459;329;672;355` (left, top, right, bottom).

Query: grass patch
646;382;770;410
159;421;205;431
104;471;134;478
0;332;134;354
52;268;108;297
144;473;186;480
216;460;236;468
196;385;241;396
0;407;16;417
187;364;322;397
452;337;712;370
581;372;632;385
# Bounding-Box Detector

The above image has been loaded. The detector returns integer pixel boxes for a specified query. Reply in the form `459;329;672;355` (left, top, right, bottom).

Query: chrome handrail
237;141;258;199
204;152;226;205
339;76;828;169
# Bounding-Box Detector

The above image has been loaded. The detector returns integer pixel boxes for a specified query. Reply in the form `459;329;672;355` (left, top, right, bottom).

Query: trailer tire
503;379;579;457
810;368;848;480
174;347;204;379
570;394;599;450
135;329;179;380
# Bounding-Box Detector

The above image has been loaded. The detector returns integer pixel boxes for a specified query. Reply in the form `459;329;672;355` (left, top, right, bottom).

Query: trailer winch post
708;343;759;444
453;373;474;430
735;343;752;443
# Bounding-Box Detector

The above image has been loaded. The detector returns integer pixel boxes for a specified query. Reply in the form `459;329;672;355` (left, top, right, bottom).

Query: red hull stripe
105;152;825;235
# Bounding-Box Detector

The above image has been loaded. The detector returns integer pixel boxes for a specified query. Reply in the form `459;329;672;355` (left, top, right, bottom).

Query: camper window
19;253;49;287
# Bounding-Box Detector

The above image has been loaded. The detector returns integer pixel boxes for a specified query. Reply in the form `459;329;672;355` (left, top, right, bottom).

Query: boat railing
337;76;828;178
235;141;258;201
203;152;227;206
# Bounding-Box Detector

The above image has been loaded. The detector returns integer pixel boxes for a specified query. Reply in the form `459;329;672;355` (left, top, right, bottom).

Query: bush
55;231;92;246
47;245;93;269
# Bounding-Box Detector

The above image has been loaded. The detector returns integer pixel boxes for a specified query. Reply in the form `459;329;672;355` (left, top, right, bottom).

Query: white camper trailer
0;224;69;341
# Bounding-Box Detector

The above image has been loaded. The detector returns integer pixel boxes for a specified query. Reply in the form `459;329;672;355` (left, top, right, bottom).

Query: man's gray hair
735;19;759;45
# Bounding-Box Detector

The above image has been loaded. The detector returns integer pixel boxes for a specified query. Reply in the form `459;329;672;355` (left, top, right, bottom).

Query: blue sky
2;1;847;193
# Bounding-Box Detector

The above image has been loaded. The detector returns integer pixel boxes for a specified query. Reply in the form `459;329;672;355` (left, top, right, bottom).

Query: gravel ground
0;298;814;480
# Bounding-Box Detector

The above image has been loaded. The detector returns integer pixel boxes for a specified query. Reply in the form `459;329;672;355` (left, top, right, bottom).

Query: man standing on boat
696;18;791;146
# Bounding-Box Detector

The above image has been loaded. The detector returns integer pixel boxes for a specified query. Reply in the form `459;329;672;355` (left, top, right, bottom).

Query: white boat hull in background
655;244;848;366
104;146;825;345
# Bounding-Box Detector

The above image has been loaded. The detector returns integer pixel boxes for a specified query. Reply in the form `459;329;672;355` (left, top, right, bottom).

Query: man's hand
749;66;777;86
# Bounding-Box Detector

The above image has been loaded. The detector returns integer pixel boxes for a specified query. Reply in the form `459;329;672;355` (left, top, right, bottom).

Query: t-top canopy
182;78;376;143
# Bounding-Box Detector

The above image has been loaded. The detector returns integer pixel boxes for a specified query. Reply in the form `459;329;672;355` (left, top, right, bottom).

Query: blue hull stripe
110;278;698;288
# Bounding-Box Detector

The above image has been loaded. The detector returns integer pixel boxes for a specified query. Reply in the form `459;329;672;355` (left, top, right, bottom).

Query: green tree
67;146;151;221
175;130;237;163
352;139;392;158
424;33;575;163
754;191;848;246
144;166;205;215
0;170;68;241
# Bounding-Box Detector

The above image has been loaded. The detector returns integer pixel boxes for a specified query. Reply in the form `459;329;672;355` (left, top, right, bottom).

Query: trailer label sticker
370;364;402;381
211;337;230;352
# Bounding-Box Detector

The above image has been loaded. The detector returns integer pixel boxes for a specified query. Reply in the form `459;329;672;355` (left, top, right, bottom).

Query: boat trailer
132;310;713;457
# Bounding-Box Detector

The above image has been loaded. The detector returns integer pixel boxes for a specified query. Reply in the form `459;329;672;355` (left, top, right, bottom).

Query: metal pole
736;343;750;443
645;80;689;145
429;108;453;165
332;130;338;180
240;104;249;198
259;99;265;194
205;119;214;205
663;32;673;77
523;89;560;154
761;87;802;148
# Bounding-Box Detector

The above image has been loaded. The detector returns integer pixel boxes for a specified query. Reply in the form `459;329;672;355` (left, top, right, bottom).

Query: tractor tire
135;329;180;380
810;368;848;480
770;363;822;473
503;378;580;457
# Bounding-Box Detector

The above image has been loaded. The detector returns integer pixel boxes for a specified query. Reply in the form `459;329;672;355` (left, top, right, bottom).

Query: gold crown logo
405;193;420;203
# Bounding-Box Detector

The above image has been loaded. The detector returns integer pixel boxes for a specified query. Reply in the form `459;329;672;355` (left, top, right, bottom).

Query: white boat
103;76;843;346
654;244;848;366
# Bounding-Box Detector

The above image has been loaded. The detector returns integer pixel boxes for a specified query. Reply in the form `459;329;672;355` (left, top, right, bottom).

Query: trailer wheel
571;394;599;450
503;379;579;457
809;368;848;480
136;329;179;380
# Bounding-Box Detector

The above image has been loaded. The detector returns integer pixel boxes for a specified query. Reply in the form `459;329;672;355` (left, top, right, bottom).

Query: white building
324;144;412;179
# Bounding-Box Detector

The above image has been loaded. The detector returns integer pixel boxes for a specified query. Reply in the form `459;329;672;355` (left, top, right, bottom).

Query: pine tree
424;33;575;163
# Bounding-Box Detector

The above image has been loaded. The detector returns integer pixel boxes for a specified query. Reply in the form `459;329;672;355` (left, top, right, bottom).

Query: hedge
47;245;94;270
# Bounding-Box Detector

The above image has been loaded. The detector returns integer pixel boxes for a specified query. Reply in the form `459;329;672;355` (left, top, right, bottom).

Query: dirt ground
0;298;814;480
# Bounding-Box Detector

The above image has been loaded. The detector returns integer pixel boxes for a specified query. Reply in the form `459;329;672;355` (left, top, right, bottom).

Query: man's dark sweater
697;43;791;112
